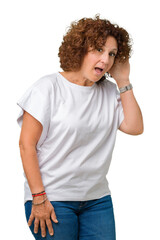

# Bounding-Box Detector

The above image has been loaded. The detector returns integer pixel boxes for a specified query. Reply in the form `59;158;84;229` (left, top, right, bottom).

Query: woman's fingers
28;202;58;237
34;218;39;234
28;212;34;226
51;208;59;223
46;219;54;236
40;219;46;238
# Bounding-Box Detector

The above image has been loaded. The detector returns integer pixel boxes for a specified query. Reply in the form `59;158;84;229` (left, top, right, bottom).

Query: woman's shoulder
28;72;58;96
33;72;58;88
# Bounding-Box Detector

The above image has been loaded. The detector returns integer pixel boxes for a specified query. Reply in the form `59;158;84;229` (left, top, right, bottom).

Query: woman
17;15;143;240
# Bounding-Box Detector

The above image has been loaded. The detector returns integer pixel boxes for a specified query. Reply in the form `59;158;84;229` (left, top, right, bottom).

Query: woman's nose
100;53;110;64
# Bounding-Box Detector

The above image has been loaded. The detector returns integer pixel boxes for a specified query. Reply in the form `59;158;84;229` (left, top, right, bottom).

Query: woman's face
80;36;118;82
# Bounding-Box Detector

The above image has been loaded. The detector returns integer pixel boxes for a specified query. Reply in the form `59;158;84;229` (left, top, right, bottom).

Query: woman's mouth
94;67;104;75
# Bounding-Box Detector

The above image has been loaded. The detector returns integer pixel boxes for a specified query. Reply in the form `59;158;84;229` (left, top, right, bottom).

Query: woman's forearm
109;59;143;134
19;144;44;194
119;87;144;134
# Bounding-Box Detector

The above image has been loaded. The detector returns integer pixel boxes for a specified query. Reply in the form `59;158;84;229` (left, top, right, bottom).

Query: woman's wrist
32;193;48;205
32;190;46;197
32;190;47;204
116;79;130;89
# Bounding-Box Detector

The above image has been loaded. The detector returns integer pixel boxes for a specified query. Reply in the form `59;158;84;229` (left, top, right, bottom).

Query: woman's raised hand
108;58;130;88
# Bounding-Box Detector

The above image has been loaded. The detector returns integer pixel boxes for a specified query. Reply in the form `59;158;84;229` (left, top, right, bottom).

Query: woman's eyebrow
111;48;118;51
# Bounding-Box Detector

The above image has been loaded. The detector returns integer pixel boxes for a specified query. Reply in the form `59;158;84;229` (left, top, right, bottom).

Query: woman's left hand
108;58;130;88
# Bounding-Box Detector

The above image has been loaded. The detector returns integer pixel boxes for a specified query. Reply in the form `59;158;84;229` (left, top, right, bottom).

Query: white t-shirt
17;72;124;203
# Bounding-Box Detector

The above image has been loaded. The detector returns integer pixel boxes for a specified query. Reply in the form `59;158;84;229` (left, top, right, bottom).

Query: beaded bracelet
32;190;45;195
32;190;45;197
32;197;48;206
32;192;46;198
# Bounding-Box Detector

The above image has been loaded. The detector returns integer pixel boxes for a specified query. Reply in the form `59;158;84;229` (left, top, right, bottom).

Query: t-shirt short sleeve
16;78;51;148
115;88;124;129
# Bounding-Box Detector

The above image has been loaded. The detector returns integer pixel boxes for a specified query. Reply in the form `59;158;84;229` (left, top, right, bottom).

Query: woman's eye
109;52;116;57
97;48;103;52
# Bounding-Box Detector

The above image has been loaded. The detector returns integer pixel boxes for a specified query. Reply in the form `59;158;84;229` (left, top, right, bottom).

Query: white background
0;0;160;239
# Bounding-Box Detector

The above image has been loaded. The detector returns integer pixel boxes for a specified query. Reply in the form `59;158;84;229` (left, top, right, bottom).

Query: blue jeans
25;194;116;240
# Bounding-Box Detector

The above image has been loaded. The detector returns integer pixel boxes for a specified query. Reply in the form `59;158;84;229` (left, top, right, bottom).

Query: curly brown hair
58;14;132;83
